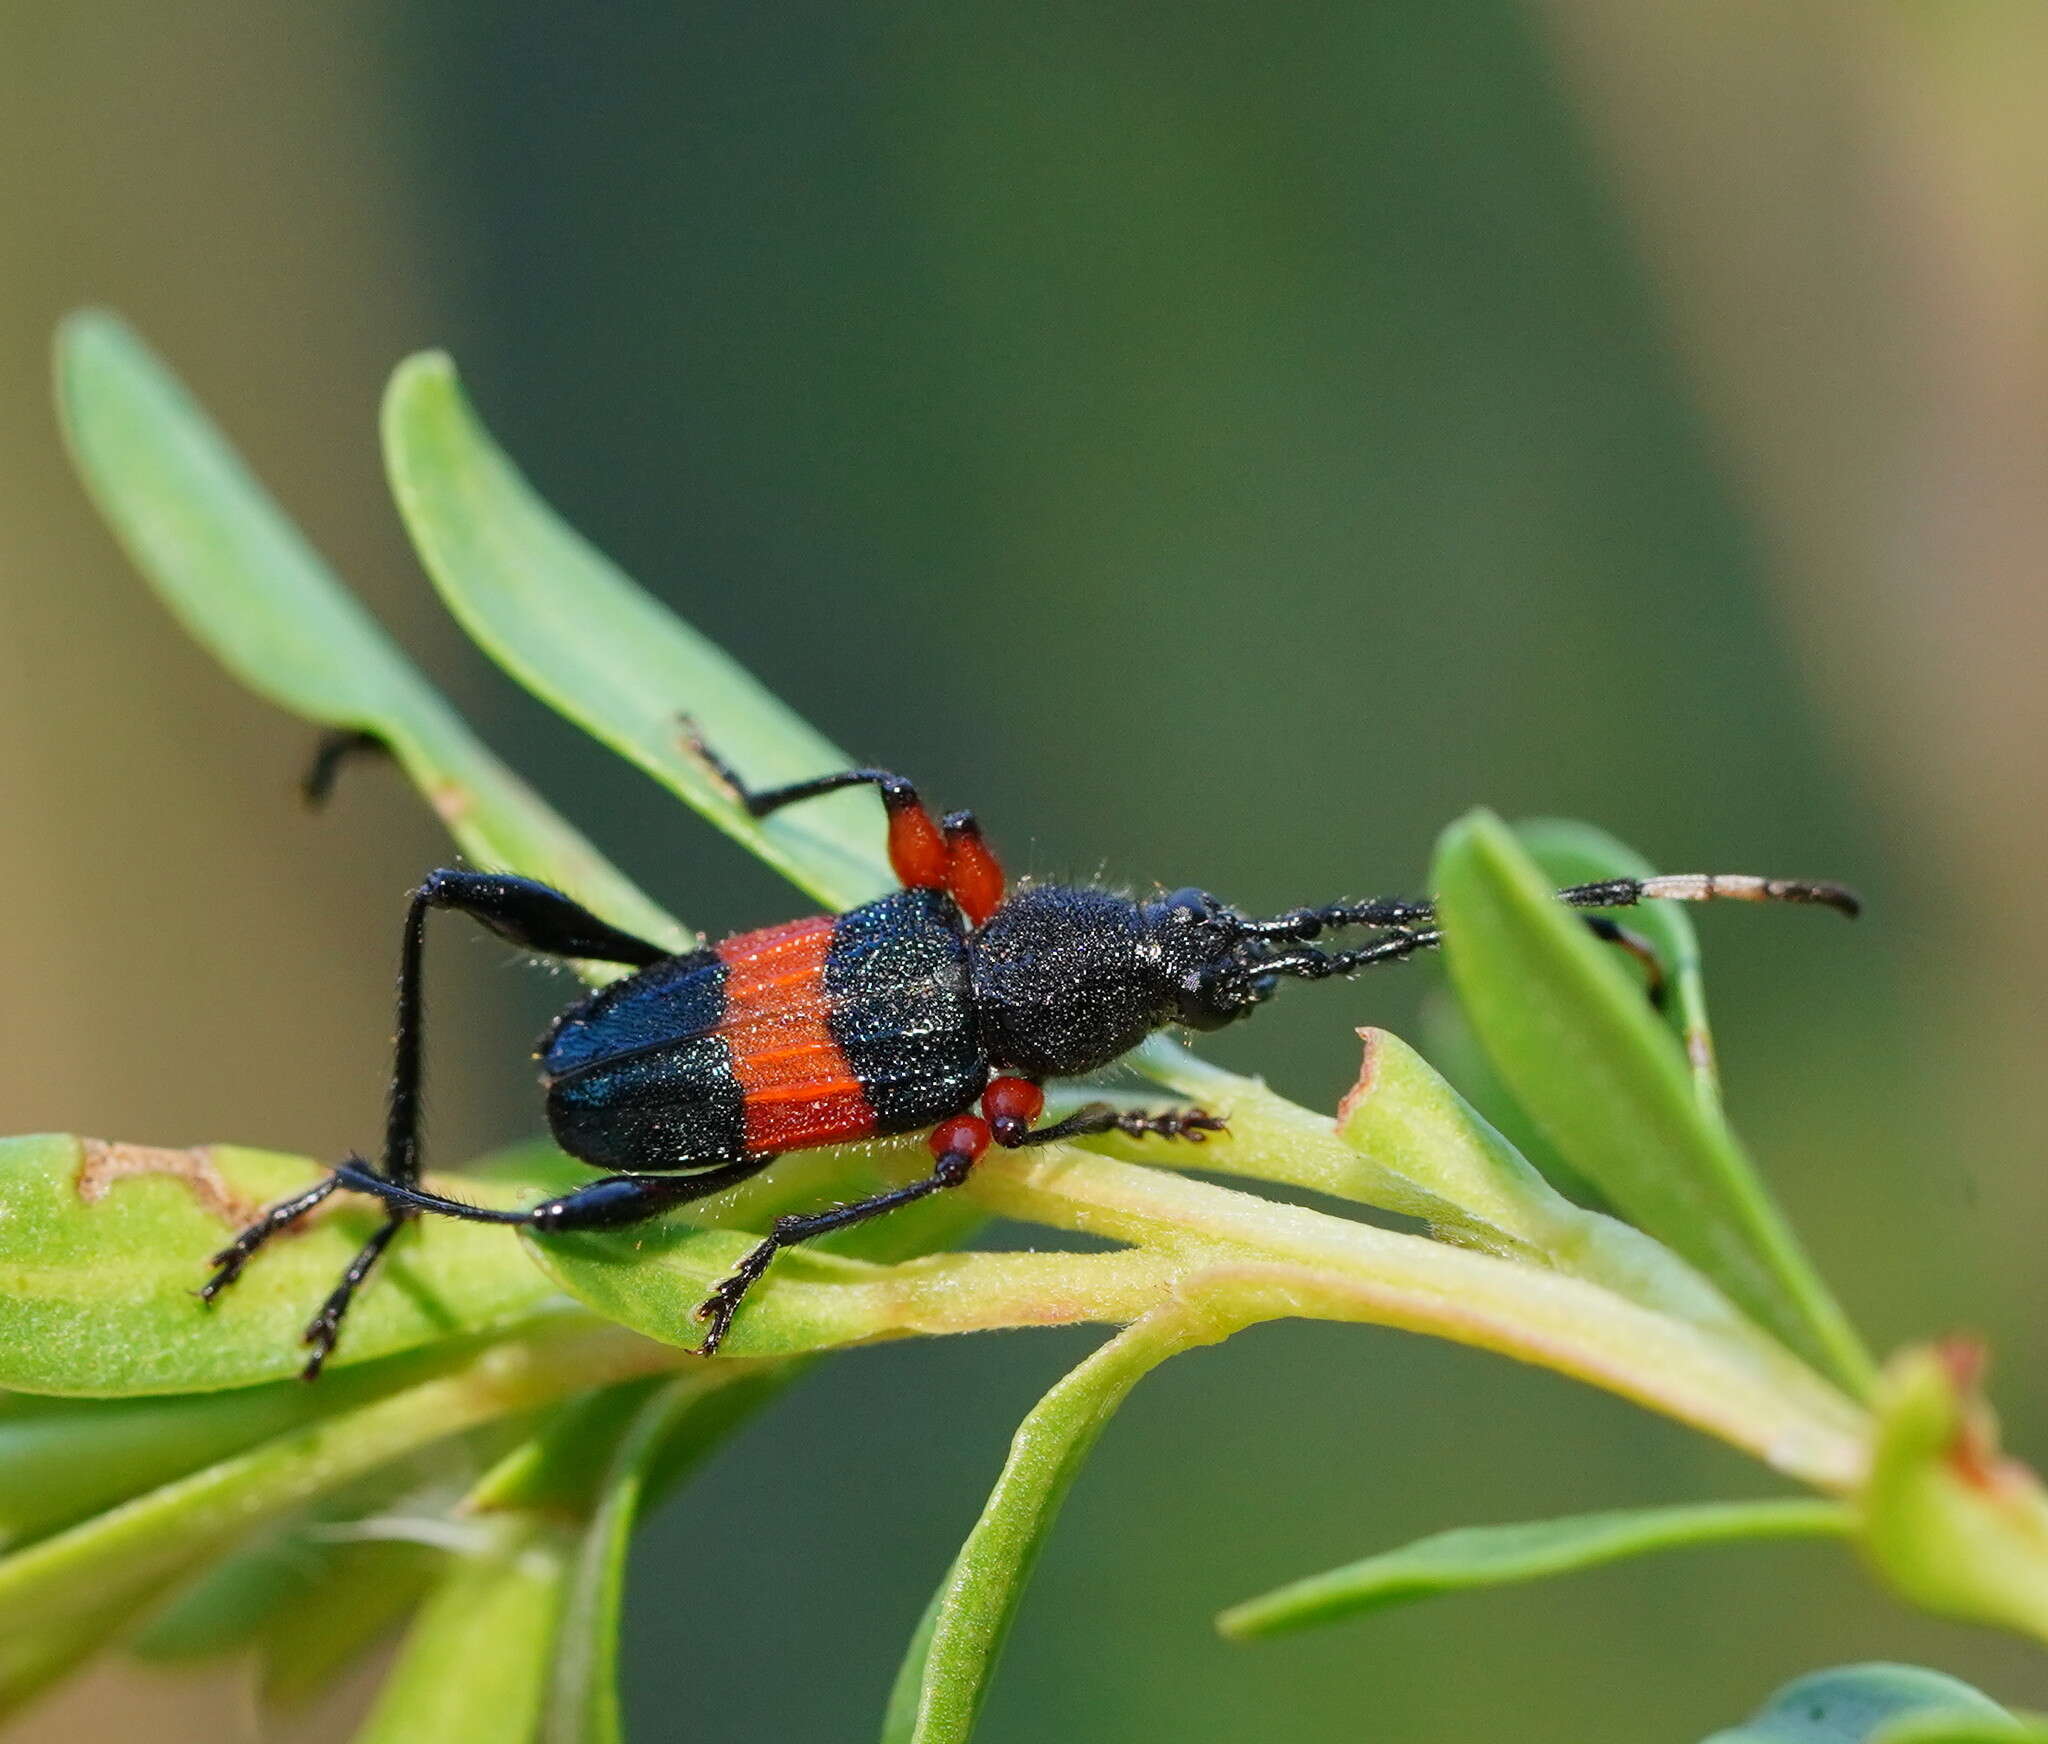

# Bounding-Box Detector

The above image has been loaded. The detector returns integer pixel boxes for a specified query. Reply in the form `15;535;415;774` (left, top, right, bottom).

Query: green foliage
0;1133;572;1394
382;350;889;913
6;312;2041;1741
1701;1664;2030;1743
55;310;686;957
1433;809;1873;1392
1217;1499;1850;1638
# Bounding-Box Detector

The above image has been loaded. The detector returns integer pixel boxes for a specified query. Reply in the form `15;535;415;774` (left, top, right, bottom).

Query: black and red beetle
203;730;1858;1375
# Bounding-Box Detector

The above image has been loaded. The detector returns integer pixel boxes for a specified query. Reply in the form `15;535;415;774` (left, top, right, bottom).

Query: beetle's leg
680;720;1005;924
379;872;671;1194
1580;915;1668;1008
302;728;391;807
200;1175;343;1299
690;1115;992;1356
1006;1103;1228;1148
326;1157;774;1228
203;869;675;1377
1554;873;1860;918
940;810;1004;927
280;1158;773;1378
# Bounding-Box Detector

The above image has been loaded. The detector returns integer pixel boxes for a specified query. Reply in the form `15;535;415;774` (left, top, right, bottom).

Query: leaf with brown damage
75;1140;252;1224
2;1134;571;1397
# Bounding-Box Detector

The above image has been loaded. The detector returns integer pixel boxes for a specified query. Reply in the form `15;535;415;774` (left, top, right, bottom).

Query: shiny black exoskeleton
202;727;1860;1377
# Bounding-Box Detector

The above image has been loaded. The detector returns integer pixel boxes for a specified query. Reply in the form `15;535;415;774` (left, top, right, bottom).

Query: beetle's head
1134;887;1277;1031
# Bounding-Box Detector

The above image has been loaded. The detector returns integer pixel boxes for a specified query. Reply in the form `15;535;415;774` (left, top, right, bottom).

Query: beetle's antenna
1252;929;1444;982
1239;873;1860;942
1561;874;1861;919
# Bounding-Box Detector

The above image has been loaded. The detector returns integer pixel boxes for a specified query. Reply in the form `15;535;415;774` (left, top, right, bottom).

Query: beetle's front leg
978;1076;1226;1149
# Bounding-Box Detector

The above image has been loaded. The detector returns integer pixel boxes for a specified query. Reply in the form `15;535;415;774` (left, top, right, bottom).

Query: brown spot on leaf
428;780;472;824
75;1139;256;1224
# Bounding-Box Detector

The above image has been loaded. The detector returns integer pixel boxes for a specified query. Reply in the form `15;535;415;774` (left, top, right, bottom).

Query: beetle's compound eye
1173;963;1249;1031
1160;886;1223;926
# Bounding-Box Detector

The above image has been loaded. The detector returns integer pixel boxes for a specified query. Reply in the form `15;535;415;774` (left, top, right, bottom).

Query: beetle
201;728;1859;1376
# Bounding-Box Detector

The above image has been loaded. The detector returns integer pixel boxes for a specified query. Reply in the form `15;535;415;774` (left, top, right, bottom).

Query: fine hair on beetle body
200;722;1860;1378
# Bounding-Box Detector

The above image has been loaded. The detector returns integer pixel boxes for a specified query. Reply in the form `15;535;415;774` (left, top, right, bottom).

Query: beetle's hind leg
200;1172;345;1300
197;1158;396;1380
302;728;391;807
679;719;1006;926
203;869;677;1378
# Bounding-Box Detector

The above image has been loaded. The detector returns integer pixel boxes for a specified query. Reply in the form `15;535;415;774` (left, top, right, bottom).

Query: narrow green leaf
457;1366;794;1744
2;1600;165;1722
538;1371;789;1744
0;1348;476;1546
352;1515;569;1744
1702;1664;2018;1743
1417;991;1605;1208
1218;1498;1849;1639
885;1305;1247;1744
1432;809;1872;1393
383;352;890;913
1513;818;1720;1102
0;1134;571;1395
1335;1029;1769;1340
0;1319;675;1645
54;311;684;953
255;1538;443;1710
130;1443;484;1668
1872;1720;2048;1744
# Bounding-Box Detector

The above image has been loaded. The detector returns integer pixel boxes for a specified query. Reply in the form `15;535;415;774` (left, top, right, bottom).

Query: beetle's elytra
202;727;1859;1376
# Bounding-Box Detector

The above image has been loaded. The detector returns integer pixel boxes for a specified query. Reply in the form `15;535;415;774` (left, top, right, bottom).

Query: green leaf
459;1366;793;1744
0;1134;571;1395
1217;1498;1849;1639
884;1304;1247;1744
0;1350;475;1547
54;312;684;955
352;1515;570;1744
1871;1720;2048;1744
539;1370;791;1744
1432;809;1872;1394
129;1441;487;1670
0;1319;675;1649
2;1600;164;1721
253;1538;444;1710
1702;1664;2017;1743
1334;1029;1768;1339
383;352;889;913
1513;818;1720;1102
1855;1342;2048;1646
1416;991;1606;1208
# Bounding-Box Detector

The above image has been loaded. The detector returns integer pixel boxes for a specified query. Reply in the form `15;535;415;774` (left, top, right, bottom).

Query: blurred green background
6;5;2048;1739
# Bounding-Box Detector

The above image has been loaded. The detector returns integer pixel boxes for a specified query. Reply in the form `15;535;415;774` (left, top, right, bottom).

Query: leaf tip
383;349;463;429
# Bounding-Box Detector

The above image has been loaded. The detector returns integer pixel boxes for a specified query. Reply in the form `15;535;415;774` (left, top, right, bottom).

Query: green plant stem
886;1302;1250;1744
967;1147;1868;1489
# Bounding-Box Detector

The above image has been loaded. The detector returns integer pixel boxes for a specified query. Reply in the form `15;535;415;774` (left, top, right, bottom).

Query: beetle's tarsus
301;728;390;809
